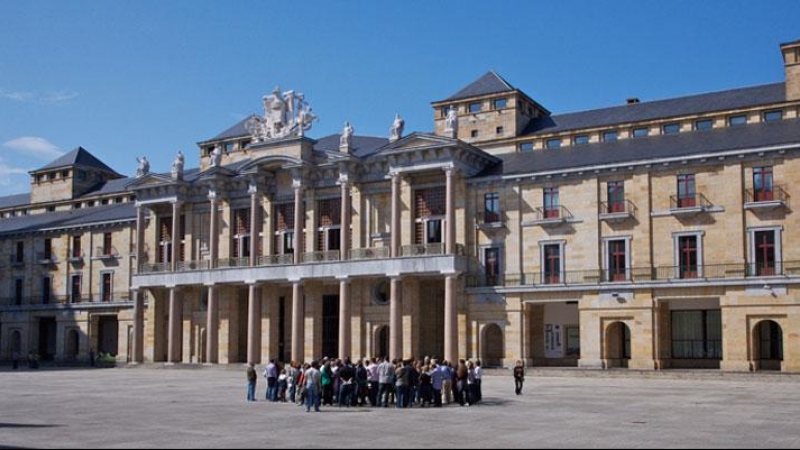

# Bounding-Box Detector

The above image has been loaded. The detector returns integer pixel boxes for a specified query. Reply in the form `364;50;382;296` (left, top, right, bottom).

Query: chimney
781;40;800;101
626;98;640;105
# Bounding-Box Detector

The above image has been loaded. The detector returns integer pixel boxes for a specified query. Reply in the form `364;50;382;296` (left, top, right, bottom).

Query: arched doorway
375;326;389;359
481;324;504;367
10;330;21;356
754;320;783;371
605;322;631;368
66;329;80;360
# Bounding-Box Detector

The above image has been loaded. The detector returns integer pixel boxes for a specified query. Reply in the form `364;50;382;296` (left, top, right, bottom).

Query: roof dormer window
469;102;482;113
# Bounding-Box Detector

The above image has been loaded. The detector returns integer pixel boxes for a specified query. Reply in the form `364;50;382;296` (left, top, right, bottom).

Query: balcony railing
67;253;85;264
476;211;505;229
1;293;132;308
94;246;119;259
745;186;789;210
140;263;170;274
351;247;391;260
599;200;637;222
530;206;574;226
402;243;445;257
36;253;58;265
301;251;341;264
669;193;712;216
217;258;250;269
468;262;800;288
257;254;295;266
176;260;211;272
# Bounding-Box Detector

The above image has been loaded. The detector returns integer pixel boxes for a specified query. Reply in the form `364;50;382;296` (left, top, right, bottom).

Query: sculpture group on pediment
246;87;318;142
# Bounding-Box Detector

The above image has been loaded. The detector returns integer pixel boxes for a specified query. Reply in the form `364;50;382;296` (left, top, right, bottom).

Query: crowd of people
246;356;526;412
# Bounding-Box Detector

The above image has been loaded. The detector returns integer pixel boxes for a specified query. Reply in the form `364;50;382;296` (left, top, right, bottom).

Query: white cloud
0;157;28;186
3;137;64;161
0;88;78;105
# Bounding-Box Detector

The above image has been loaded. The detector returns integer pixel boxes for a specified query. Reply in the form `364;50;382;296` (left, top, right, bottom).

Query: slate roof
0;203;136;237
0;194;31;210
205;115;256;142
313;134;390;158
489;117;800;178
443;71;516;102
34;147;121;175
523;83;787;136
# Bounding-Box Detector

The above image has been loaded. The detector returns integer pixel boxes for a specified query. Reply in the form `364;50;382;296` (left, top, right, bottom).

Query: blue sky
1;1;799;197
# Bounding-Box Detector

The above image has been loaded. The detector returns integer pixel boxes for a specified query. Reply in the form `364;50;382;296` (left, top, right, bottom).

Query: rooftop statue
390;113;405;142
246;87;318;142
136;156;150;178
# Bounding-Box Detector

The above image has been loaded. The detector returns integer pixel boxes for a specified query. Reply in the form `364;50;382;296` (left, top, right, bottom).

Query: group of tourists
246;356;524;412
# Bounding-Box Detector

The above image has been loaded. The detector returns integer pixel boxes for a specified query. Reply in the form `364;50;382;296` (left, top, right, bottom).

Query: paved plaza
1;367;800;449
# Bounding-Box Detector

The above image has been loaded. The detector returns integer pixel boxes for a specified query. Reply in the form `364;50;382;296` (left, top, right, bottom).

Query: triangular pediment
125;173;175;189
378;133;461;154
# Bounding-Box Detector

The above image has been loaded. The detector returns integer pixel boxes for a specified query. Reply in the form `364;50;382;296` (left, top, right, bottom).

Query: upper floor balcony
599;200;637;223
526;206;576;227
93;246;119;261
36;252;58;266
468;262;800;290
476;211;505;231
744;186;790;211
133;244;470;289
669;193;713;217
0;292;133;311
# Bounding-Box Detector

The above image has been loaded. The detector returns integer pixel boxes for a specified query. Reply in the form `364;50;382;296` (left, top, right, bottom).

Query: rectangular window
233;208;252;259
728;115;747;126
671;310;722;359
43;239;52;261
546;138;561;149
469;102;482;113
282;232;295;255
103;232;113;256
15;241;24;264
663;123;681;135
484;193;501;223
519;142;534;152
543;244;562;284
754;230;777;276
566;325;580;357
493;98;507;110
71;275;82;303
573;135;589;145
607;181;625;213
224;142;235;153
607;239;628;282
101;273;113;302
602;131;618;142
543;187;560;218
678;235;699;279
484;247;501;287
72;235;82;258
695;119;713;131
15;279;23;306
42;277;51;304
764;110;783;122
753;166;774;202
471;130;479;138
240;140;251;150
632;127;649;138
496;126;504;135
426;220;443;244
677;174;696;208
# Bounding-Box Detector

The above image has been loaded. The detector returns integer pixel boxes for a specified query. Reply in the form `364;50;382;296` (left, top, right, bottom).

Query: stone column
168;288;182;363
263;194;274;258
247;283;261;364
171;201;182;271
249;184;260;266
444;275;458;363
338;278;351;359
390;276;403;360
445;167;457;255
208;190;219;268
293;180;304;265
132;289;145;363
391;173;402;258
291;281;305;362
135;205;146;274
206;286;218;364
340;178;351;260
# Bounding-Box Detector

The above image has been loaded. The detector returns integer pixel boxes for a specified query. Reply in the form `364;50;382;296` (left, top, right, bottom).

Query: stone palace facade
2;40;800;371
